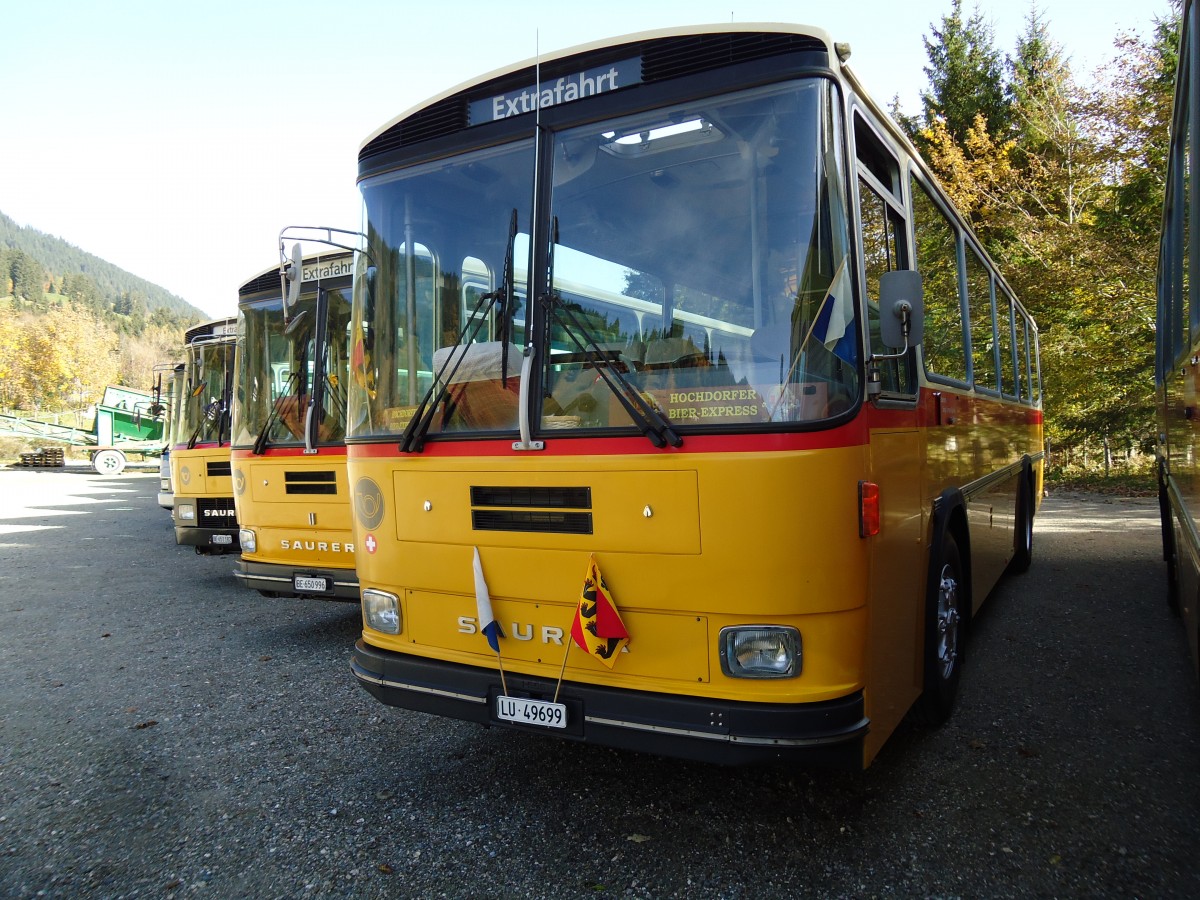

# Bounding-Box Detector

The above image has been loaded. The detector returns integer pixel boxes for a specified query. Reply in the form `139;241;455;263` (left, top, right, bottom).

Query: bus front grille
470;485;593;534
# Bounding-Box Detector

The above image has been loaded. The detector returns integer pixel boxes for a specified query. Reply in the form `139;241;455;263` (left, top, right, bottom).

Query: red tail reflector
859;482;880;537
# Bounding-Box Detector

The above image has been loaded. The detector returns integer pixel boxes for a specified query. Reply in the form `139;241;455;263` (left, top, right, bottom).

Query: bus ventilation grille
640;33;827;83
285;471;338;495
239;270;281;297
206;460;232;477
470;485;593;535
361;96;469;158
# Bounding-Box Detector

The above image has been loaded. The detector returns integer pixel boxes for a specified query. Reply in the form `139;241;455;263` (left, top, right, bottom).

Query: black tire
1160;471;1181;615
912;532;966;725
1009;476;1034;574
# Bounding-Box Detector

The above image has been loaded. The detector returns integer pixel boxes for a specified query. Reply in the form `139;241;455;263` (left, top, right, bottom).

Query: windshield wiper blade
542;292;682;449
540;217;680;449
400;209;518;453
252;370;300;455
187;396;227;449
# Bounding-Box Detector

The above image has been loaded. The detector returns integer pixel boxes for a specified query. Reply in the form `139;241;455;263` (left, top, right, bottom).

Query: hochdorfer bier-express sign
469;58;642;124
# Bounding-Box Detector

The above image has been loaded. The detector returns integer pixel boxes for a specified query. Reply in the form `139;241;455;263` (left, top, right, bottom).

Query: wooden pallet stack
16;447;65;467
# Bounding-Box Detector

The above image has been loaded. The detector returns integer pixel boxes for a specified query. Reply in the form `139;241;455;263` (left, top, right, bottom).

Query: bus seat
431;342;523;431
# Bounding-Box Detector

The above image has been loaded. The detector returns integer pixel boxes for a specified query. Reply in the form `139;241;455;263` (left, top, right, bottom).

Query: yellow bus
172;318;239;554
346;23;1044;768
1158;0;1200;680
230;240;358;599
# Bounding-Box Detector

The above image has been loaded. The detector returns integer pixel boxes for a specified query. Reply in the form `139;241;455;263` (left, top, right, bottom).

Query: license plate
294;575;329;592
495;695;567;729
212;534;233;545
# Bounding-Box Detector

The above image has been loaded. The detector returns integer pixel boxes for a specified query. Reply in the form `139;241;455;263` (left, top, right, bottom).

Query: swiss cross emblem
364;533;377;554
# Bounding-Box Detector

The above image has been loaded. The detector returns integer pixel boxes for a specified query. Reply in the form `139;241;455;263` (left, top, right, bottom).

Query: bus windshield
352;78;858;440
234;285;353;448
182;338;234;446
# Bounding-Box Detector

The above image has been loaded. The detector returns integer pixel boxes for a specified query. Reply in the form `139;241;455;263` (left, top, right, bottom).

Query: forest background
0;0;1179;476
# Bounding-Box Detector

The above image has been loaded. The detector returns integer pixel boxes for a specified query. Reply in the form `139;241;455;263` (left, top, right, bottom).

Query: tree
920;0;1012;143
9;250;45;306
16;305;120;410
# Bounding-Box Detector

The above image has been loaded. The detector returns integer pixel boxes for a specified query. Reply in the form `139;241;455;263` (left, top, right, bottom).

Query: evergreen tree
920;0;1012;142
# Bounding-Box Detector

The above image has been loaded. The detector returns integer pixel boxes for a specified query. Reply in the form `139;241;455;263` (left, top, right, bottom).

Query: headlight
238;529;256;553
177;503;195;521
719;626;802;678
362;589;401;635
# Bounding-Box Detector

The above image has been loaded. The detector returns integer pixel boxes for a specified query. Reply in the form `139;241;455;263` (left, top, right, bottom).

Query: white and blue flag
473;546;503;652
812;257;857;366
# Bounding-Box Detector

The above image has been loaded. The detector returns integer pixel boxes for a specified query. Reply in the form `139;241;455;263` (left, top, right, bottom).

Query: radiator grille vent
470;486;591;509
285;471;338;495
472;510;593;534
470;485;592;534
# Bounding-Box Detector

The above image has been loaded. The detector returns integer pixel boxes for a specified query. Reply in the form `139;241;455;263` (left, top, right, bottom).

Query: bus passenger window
860;178;913;395
912;178;968;384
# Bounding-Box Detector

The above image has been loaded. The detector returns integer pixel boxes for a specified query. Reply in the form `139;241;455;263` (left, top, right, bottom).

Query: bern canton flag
570;555;630;668
473;546;503;652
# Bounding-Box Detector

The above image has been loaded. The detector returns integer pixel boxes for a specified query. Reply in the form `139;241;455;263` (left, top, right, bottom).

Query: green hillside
0;209;207;320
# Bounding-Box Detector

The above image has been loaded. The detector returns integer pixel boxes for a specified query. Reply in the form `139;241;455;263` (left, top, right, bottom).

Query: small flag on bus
473;546;503;652
570;555;629;668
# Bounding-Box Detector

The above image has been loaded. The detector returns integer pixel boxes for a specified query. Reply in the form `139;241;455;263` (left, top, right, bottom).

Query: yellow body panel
353;445;870;706
171;447;233;502
233;454;355;572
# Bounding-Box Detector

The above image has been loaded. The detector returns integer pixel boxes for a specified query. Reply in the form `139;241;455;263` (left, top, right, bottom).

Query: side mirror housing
878;270;924;348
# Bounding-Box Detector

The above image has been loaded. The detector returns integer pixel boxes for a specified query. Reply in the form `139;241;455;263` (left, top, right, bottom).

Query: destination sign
469;58;642;124
301;258;353;282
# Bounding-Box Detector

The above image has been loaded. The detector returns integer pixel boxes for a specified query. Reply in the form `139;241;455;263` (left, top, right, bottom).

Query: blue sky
0;0;1168;318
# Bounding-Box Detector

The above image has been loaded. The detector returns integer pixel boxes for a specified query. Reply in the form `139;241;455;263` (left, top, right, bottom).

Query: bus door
854;109;926;755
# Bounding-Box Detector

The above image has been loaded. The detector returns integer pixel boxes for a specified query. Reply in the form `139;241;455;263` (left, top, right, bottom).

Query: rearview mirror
282;242;304;312
878;270;924;349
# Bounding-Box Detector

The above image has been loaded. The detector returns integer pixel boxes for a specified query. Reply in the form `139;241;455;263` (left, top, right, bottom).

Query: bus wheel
1160;471;1181;615
1009;478;1034;574
914;532;965;725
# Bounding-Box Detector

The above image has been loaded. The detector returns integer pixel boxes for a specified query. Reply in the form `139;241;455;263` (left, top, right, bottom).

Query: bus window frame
910;170;972;393
850;103;917;402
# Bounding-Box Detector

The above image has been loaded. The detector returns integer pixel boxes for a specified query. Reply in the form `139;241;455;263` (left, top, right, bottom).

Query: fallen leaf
134;720;158;729
626;833;652;843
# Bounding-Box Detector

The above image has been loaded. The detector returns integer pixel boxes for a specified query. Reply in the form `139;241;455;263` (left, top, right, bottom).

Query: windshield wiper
187;396;226;450
400;209;518;453
252;370;301;455
540;219;681;449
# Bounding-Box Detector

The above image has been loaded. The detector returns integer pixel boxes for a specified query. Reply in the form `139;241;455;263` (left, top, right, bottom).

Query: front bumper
174;525;240;553
234;560;359;601
351;640;869;768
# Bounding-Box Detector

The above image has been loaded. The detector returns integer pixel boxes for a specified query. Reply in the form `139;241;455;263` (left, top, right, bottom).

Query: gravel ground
1;466;1198;899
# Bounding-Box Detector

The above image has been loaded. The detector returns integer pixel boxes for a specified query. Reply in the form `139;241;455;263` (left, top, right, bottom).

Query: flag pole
495;647;509;697
767;256;846;420
552;636;571;703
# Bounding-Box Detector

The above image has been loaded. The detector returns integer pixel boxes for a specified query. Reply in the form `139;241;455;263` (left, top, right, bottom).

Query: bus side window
860;179;913;394
911;177;968;384
855;110;913;397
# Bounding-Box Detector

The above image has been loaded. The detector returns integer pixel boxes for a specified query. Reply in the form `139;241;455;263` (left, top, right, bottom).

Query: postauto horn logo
354;477;385;531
